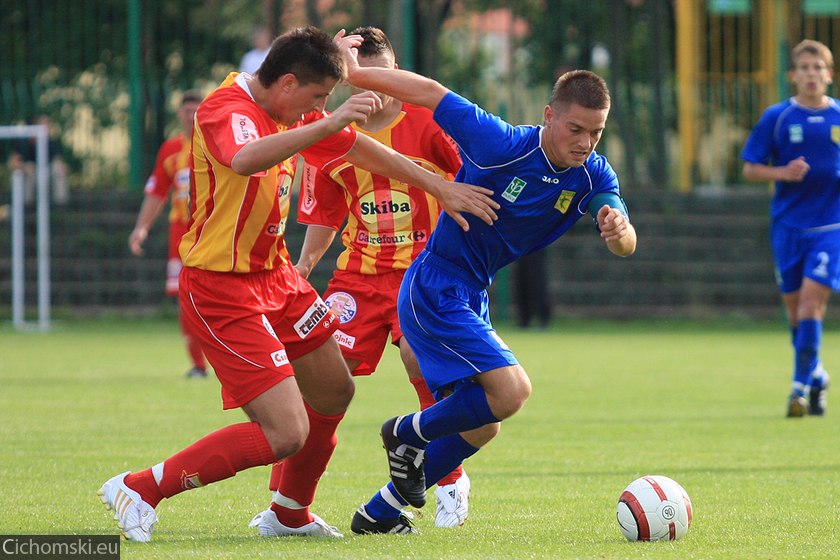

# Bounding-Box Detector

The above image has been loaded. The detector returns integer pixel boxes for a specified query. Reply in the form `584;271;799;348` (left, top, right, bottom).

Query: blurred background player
8;114;69;205
255;26;471;530
99;26;498;543
339;35;636;534
741;39;836;418
128;90;208;379
239;26;272;75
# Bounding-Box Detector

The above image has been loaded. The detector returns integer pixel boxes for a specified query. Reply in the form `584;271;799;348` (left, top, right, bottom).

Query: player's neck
359;100;403;132
794;93;830;109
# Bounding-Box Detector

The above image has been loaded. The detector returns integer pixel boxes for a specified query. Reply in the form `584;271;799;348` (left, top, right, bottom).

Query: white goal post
1;124;51;331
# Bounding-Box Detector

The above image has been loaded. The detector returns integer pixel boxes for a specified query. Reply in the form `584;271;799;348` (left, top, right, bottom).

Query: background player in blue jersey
335;32;637;534
741;39;837;418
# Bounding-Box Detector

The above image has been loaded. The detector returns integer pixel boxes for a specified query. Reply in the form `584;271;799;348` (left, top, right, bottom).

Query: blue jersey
428;92;624;287
741;98;840;228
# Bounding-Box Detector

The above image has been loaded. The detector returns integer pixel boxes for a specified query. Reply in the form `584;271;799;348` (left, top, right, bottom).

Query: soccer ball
616;475;693;541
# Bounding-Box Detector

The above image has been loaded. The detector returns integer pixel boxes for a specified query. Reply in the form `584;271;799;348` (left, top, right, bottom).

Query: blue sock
396;382;499;446
363;434;480;521
423;434;480;487
793;319;821;394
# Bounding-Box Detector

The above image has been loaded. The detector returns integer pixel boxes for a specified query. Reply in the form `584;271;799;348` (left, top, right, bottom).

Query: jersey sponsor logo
325;291;357;323
788;124;803;143
359;191;413;223
231;113;259;145
270;349;289;367
333;329;356;349
356;230;423;246
300;162;318;215
266;221;286;236
294;299;333;338
554;190;576;214
502;177;527;202
833;126;840;144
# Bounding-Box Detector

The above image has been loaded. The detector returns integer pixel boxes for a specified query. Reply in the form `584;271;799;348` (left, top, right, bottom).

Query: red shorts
165;221;188;297
324;269;405;376
179;264;339;409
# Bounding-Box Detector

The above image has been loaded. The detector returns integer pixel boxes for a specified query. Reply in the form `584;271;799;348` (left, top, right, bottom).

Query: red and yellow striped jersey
180;72;356;273
144;134;191;226
297;103;461;274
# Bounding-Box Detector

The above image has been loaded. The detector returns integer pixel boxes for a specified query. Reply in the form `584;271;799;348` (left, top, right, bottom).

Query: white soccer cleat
434;471;470;528
248;508;343;538
98;471;158;542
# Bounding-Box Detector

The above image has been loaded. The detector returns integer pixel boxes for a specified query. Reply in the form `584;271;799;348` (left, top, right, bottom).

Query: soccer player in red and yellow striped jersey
128;90;207;379
99;26;499;542
286;26;470;529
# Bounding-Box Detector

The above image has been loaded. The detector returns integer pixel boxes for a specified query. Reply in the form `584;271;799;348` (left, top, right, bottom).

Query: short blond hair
791;39;834;69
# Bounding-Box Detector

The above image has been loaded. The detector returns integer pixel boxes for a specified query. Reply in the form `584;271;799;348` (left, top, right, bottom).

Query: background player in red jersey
255;27;471;530
128;90;208;379
99;26;498;542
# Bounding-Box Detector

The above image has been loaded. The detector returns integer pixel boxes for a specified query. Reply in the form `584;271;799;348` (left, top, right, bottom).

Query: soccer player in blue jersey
741;39;836;418
335;32;637;534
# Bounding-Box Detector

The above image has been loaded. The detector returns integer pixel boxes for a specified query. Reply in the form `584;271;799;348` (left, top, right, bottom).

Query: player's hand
334;29;362;79
328;91;382;129
597;205;630;242
128;228;147;256
783;156;809;182
437;180;499;231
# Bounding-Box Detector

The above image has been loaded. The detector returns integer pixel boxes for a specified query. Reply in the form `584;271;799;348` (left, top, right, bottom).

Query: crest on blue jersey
789;124;803;143
502;177;527;202
554;190;576;214
833;126;840;144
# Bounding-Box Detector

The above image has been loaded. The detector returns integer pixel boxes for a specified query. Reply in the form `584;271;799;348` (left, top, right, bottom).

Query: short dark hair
791;39;834;69
257;26;345;87
348;26;394;58
549;70;610;112
181;89;203;105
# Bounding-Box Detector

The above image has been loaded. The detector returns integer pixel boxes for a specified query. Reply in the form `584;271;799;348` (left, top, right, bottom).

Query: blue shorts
397;251;518;394
771;220;840;293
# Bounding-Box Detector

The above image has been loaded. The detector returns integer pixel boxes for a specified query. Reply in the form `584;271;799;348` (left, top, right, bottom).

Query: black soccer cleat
350;505;418;535
809;373;829;416
381;416;427;508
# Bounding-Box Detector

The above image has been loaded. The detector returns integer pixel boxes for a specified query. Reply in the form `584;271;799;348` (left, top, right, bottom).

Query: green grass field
1;317;838;559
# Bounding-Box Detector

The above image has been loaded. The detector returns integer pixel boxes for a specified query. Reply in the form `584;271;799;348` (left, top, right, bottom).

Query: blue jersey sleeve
741;103;784;164
433;91;533;169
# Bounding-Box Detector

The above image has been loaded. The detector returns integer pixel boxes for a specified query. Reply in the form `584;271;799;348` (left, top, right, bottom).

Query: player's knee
264;423;309;460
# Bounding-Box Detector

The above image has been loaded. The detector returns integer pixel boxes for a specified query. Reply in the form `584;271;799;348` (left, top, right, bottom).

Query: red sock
267;460;284;492
409;377;463;486
125;422;275;508
179;312;207;370
409;376;436;410
272;402;344;527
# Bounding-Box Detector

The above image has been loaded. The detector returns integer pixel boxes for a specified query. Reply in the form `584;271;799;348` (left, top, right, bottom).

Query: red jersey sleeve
297;157;349;230
196;96;265;168
298;111;357;168
143;137;181;199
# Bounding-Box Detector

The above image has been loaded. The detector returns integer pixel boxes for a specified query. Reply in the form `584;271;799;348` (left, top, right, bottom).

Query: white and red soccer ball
616;475;693;541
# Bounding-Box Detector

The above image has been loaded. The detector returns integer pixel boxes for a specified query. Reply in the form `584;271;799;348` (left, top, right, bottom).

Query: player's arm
588;193;636;257
128;193;167;256
230;92;384;176
337;30;449;112
742;156;809;183
295;225;337;279
343;134;499;231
